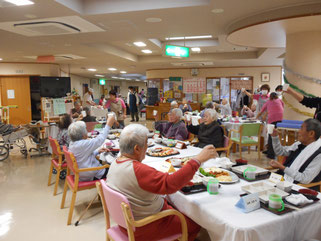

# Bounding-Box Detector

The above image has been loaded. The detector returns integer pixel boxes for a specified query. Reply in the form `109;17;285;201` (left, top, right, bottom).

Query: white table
101;137;321;241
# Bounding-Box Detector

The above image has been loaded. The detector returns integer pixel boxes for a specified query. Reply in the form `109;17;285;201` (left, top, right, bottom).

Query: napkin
201;157;234;168
285;194;313;206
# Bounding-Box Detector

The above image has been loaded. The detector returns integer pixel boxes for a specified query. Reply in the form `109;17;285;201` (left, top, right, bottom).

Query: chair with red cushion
48;137;67;195
60;146;109;225
96;180;188;241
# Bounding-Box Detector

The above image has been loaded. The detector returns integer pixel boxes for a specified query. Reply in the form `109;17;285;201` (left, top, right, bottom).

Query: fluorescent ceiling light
111;76;118;79
191;47;201;52
135;79;140;82
119;77;125;80
120;71;127;74
142;49;152;54
108;68;117;71
88;68;96;72
185;35;212;39
165;35;212;40
95;74;104;77
5;0;34;6
211;8;224;14
133;42;146;47
145;18;162;23
165;37;185;41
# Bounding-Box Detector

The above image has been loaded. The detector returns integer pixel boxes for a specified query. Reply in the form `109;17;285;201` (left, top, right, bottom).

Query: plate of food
166;156;196;167
199;167;239;184
146;147;179;157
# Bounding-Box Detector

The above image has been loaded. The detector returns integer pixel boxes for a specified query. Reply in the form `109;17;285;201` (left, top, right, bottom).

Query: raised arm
284;86;304;102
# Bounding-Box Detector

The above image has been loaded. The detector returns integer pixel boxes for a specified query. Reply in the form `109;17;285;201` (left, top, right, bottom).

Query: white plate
200;168;239;184
231;164;269;176
109;129;122;134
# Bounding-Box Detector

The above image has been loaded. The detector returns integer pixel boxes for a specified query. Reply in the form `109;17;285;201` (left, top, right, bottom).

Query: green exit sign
165;45;189;58
99;79;106;85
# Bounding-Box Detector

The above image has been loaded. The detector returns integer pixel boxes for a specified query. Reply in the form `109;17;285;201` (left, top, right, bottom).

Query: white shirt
83;92;93;108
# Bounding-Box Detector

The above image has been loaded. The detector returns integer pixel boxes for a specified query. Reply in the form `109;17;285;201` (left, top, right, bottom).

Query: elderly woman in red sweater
106;124;218;241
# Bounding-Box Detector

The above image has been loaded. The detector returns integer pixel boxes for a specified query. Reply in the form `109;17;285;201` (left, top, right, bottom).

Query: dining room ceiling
0;0;320;78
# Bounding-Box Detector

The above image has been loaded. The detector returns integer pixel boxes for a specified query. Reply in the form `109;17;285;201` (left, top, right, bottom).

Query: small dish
298;188;318;197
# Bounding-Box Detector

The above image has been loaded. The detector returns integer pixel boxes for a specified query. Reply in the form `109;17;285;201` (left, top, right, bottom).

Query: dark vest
282;145;321;183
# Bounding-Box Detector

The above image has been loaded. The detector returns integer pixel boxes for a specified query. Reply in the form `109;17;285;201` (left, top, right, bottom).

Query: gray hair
170;101;178;108
170;108;183;118
204;108;218;121
119;124;149;155
68;121;87;142
304;118;321;140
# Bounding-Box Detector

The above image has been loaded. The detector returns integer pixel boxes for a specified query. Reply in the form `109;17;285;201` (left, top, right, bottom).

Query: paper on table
285;194;313;206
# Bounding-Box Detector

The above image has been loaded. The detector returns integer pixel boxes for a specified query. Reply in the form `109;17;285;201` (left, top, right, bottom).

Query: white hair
119;124;149;155
170;101;178;107
170;108;183;118
88;88;94;92
222;98;230;104
204;108;218;121
68;121;87;142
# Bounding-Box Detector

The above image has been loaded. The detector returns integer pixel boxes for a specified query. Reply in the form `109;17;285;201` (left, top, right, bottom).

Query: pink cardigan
261;98;284;124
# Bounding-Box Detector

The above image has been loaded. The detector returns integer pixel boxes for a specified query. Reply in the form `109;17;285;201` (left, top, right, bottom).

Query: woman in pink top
256;92;284;159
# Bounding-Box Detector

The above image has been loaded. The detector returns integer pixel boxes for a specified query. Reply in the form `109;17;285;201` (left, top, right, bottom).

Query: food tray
231;165;269;176
233;171;271;182
260;202;295;215
146;148;180;158
166;156;195;167
180;184;207;195
284;190;320;208
242;182;289;203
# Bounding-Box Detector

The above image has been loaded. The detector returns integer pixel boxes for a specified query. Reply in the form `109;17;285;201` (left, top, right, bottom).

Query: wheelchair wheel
0;145;9;161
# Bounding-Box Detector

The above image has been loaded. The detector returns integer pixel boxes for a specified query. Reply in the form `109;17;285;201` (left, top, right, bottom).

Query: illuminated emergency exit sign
165;45;190;58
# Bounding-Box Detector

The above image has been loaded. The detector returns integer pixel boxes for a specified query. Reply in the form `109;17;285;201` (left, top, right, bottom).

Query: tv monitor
39;76;71;98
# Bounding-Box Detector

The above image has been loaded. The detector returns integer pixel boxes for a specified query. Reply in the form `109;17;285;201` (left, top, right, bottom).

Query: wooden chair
298;181;321;192
61;146;109;225
48;137;67;195
229;123;262;160
96;180;188;241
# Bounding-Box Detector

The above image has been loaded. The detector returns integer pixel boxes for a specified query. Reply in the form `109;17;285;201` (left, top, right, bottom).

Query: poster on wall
53;98;66;116
183;78;206;93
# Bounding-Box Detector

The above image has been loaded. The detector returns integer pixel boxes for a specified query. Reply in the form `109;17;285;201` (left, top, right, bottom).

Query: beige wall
146;66;282;91
0;63;60;76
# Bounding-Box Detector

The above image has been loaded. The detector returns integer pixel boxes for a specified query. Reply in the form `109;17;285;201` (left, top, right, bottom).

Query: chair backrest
63;146;78;174
86;122;99;132
240;123;261;137
100;180;135;231
49;136;62;156
223;135;229;147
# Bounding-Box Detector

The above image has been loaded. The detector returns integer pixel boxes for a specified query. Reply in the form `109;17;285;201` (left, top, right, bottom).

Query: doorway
0;76;32;125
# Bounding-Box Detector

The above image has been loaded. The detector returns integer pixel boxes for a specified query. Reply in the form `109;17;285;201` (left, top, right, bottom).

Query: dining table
100;132;321;241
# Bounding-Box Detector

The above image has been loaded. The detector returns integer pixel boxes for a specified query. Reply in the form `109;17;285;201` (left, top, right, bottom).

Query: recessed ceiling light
111;76;118;79
133;42;146;47
145;17;162;23
120;71;127;74
165;37;185;41
88;68;96;72
5;0;34;6
211;8;224;14
95;74;104;77
0;58;3;61
191;47;201;52
135;79;140;82
108;68;117;71
119;77;125;80
142;50;152;54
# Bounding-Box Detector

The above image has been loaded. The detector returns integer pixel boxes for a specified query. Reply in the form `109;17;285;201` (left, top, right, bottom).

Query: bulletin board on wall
41;97;74;122
206;78;220;101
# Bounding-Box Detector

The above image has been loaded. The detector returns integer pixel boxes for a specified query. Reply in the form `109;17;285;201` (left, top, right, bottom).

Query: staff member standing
284;86;321;122
83;88;96;108
127;87;139;122
105;90;127;128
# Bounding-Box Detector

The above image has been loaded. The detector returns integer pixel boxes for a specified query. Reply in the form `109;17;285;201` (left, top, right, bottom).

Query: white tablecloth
101;137;321;241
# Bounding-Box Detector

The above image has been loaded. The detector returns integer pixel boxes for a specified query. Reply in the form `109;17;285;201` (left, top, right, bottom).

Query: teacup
269;194;284;211
276;181;292;192
243;166;256;180
154;138;162;144
81;110;87;117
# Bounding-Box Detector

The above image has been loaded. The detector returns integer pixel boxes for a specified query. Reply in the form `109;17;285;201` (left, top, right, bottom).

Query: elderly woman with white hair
170;100;178;109
215;98;232;116
154;108;188;140
107;124;218;241
67;116;115;181
187;109;224;148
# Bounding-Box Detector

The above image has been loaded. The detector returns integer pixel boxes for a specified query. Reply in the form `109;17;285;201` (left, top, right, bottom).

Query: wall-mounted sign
99;79;106;85
165;45;189;58
169;77;182;82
